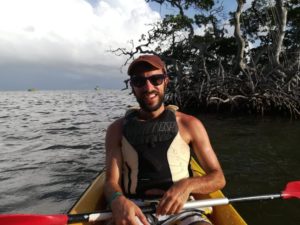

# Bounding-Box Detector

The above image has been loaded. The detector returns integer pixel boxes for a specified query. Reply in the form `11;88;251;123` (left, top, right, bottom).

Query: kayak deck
69;159;247;225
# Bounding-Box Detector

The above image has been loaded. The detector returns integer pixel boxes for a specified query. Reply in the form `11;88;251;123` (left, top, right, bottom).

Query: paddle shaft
67;206;155;223
68;193;283;223
184;193;283;209
230;193;282;203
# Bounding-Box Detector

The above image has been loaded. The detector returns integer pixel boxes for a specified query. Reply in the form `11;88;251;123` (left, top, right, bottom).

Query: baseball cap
127;55;166;76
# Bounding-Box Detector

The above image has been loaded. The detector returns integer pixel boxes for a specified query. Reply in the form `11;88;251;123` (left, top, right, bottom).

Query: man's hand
111;195;150;225
156;179;190;216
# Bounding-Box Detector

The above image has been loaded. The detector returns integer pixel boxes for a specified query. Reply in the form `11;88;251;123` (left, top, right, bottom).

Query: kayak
68;157;247;225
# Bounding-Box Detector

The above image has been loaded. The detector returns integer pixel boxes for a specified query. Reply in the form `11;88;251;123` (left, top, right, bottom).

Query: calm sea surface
0;90;299;224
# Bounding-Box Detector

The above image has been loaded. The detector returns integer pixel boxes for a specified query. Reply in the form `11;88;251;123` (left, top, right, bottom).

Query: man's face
130;68;168;112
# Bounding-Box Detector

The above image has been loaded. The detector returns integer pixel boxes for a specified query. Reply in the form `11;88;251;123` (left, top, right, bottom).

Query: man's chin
137;94;165;112
139;101;163;112
141;104;161;112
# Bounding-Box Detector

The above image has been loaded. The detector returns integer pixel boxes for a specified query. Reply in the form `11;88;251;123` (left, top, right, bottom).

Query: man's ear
131;83;136;96
165;76;170;85
163;77;169;92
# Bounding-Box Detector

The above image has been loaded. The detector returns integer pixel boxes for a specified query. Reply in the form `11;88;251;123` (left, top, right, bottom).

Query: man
104;55;225;225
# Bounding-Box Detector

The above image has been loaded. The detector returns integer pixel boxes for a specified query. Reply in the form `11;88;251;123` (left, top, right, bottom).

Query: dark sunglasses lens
149;75;165;86
131;77;146;87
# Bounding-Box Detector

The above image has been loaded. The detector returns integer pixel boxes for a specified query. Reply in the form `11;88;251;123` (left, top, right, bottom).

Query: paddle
1;181;299;225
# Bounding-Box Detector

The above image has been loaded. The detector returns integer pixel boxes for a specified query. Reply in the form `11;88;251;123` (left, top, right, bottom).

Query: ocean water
199;114;300;225
0;90;136;213
0;90;299;224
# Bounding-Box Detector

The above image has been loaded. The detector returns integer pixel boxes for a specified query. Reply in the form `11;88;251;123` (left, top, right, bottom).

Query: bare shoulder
175;111;208;143
106;117;125;139
108;117;124;129
175;111;205;130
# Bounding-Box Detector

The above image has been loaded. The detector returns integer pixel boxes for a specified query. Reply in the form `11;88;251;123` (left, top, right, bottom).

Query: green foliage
146;0;215;11
114;0;300;118
164;14;194;31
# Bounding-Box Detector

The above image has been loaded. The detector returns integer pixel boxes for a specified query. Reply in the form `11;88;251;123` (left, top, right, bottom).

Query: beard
135;90;165;112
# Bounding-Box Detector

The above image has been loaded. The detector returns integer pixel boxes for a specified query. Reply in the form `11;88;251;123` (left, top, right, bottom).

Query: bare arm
104;118;124;200
104;118;149;225
184;114;225;194
156;113;225;215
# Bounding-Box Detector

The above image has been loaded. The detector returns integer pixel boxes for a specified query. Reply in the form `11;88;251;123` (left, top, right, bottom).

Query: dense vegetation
113;0;300;118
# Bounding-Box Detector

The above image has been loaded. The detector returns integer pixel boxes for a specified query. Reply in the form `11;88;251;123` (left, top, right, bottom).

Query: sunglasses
130;74;166;88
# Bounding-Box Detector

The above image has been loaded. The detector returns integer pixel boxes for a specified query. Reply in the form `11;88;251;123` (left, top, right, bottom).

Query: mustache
142;90;159;96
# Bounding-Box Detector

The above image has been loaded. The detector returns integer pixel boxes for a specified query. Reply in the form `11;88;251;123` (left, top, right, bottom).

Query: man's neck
138;105;165;120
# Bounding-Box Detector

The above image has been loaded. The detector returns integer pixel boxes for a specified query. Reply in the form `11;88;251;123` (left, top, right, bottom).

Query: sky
0;0;246;91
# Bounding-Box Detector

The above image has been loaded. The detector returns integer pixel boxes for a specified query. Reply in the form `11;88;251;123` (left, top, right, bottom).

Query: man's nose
142;79;154;90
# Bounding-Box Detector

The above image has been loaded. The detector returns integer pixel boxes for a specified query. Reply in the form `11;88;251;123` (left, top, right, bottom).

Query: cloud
0;0;160;88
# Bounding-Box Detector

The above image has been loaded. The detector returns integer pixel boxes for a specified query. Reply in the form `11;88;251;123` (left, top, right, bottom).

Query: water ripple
41;144;92;150
45;126;81;131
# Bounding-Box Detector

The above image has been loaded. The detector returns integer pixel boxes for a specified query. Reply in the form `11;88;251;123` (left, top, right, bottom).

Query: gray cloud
0;0;160;90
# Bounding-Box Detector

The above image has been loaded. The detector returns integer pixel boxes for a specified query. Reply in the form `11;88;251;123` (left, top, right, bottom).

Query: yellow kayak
69;158;247;225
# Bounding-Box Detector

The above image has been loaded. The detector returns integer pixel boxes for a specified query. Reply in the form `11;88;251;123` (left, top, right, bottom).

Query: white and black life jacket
121;105;192;198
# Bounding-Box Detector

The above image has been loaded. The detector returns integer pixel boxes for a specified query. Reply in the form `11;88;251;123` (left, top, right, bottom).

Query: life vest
121;105;191;198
